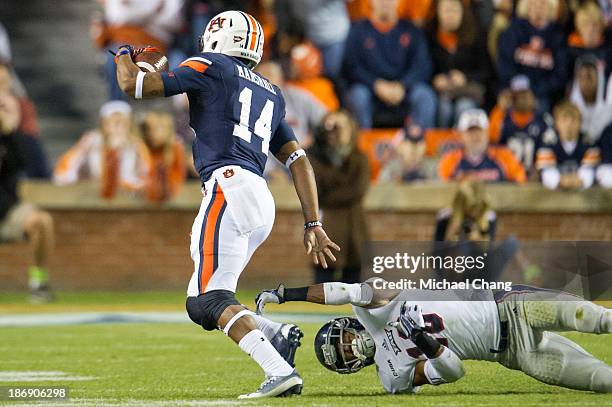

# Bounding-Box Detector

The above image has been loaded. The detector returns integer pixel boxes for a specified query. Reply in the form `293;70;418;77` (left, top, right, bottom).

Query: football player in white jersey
255;281;612;393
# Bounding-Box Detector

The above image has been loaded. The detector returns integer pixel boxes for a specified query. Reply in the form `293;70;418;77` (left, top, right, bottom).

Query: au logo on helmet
208;17;226;33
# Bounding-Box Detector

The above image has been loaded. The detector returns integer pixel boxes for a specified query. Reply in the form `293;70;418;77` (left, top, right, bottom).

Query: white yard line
0;312;338;327
0;371;94;382
4;398;247;407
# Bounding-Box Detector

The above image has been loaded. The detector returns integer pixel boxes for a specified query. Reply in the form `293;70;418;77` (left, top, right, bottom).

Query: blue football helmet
314;317;376;374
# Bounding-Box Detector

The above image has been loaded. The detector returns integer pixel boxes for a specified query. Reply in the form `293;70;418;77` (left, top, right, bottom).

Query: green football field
1;292;611;406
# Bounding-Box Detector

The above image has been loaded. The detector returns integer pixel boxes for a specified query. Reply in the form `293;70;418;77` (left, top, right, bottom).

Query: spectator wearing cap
496;0;568;112
568;2;612;77
343;0;437;130
426;0;493;128
54;101;151;199
378;124;436;182
439;109;527;183
569;54;612;144
276;0;350;79
0;90;55;302
536;101;600;190
494;75;555;176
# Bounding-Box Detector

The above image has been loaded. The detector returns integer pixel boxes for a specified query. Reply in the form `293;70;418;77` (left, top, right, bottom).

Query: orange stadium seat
357;128;399;180
358;128;462;180
423;128;462;156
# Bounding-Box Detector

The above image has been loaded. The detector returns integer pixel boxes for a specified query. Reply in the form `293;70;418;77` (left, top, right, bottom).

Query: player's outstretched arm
255;282;376;314
274;141;340;268
115;46;165;99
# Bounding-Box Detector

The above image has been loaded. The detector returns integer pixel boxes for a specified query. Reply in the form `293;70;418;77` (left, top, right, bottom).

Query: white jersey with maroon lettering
352;293;501;394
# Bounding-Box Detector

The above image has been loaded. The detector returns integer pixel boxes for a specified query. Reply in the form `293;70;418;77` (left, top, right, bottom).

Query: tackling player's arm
394;304;465;389
255;280;401;313
273;131;340;269
115;46;165;99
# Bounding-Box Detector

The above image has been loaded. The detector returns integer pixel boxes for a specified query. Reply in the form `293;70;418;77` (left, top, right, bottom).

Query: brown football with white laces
133;47;169;72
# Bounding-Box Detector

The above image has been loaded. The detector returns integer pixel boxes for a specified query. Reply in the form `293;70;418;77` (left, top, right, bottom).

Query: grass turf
1;320;611;406
0;291;353;315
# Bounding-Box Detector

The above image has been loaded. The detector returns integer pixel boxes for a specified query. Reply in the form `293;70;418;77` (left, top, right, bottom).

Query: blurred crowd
3;0;612;293
2;0;612;207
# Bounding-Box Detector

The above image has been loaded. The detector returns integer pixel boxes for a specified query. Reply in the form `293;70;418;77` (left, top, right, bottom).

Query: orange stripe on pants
200;184;226;293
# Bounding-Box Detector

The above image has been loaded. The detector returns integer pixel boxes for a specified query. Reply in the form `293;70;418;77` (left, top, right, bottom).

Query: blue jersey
498;110;554;172
161;53;297;183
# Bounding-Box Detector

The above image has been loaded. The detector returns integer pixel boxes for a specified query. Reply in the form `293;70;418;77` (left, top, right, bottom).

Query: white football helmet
199;10;264;69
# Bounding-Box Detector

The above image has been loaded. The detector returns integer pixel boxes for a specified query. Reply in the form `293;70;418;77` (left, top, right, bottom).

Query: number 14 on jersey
233;87;274;155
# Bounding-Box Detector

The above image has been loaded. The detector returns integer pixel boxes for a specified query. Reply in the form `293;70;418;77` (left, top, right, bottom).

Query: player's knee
186;297;207;328
185;290;240;331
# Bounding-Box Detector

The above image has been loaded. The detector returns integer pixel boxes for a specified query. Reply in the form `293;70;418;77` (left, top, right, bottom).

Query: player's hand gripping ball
132;46;169;72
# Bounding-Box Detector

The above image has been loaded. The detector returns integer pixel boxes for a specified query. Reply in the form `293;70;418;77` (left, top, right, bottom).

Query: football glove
255;284;285;315
395;302;425;339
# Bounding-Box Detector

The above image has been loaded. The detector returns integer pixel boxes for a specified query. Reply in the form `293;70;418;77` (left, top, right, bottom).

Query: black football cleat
270;324;303;368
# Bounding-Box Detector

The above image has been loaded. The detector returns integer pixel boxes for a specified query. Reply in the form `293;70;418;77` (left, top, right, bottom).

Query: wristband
412;330;442;358
114;49;131;64
113;45;133;63
285;149;306;168
284;287;308;302
135;71;146;99
304;220;322;230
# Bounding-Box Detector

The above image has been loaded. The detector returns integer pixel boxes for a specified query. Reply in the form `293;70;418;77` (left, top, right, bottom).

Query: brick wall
2;209;612;291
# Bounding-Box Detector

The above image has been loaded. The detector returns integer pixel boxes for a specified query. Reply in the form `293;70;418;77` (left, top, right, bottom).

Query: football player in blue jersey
115;10;340;399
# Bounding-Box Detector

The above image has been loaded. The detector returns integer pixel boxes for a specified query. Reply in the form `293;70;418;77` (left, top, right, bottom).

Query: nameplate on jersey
236;65;276;95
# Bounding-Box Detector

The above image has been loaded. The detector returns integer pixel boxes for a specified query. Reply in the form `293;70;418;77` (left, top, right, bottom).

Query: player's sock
571;303;610;334
527;300;610;333
238;329;294;377
250;314;283;340
28;266;49;290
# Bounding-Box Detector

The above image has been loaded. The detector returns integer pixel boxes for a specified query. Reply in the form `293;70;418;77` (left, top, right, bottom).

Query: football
133;47;169;72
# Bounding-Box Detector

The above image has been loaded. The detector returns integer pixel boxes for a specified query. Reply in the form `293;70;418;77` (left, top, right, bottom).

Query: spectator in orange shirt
140;111;186;203
439;109;527;182
288;42;340;111
568;1;612;77
348;0;433;26
54;101;151;199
